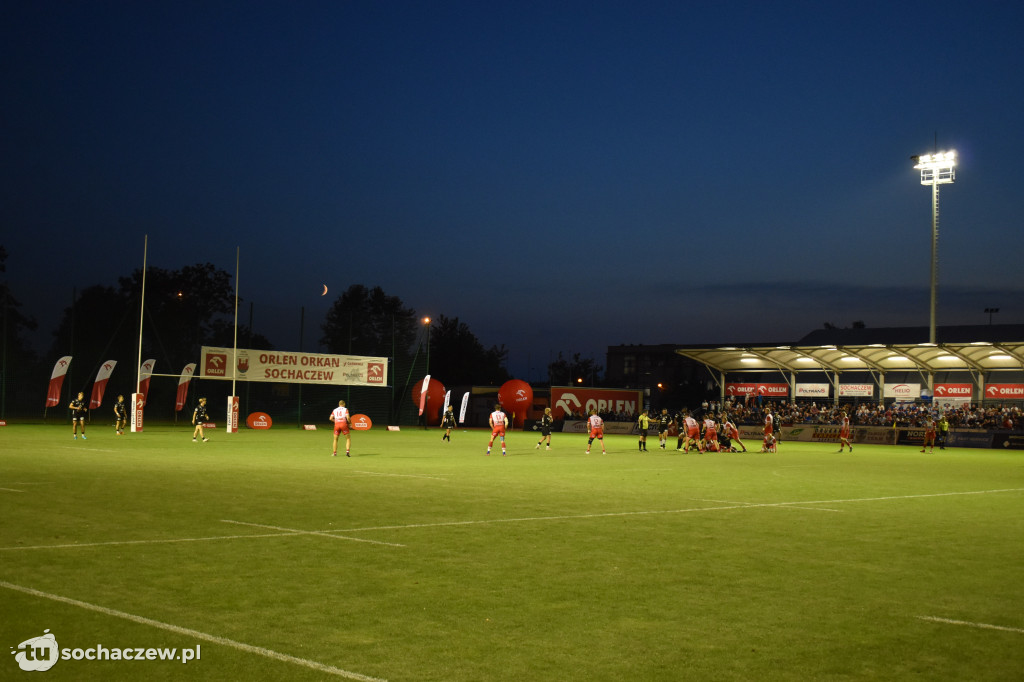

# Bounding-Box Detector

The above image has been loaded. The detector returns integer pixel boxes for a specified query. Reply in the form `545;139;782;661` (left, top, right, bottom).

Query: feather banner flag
45;356;73;407
443;390;451;415
458;391;470;424
175;363;197;412
418;374;430;416
89;360;117;409
138;359;156;406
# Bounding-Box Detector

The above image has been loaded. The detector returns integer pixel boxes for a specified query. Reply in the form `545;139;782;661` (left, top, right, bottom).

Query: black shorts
539;426;551;436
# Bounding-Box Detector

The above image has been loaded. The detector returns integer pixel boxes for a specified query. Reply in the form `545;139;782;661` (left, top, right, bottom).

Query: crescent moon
321;284;328;296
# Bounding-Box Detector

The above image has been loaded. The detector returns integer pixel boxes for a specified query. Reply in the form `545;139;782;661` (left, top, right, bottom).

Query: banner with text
883;383;921;399
983;383;1024;399
795;383;829;398
725;383;789;398
200;347;388;387
550;387;641;419
839;384;874;397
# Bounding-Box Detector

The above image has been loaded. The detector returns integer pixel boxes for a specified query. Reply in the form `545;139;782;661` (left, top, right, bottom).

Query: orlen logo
366;363;385;384
935;384;971;396
351;414;373;430
246;412;272;430
554;392;583;414
205;354;227;377
986;384;1024;397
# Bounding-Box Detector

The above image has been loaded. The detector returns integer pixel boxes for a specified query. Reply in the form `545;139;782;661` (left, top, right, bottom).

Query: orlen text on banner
199;347;388;387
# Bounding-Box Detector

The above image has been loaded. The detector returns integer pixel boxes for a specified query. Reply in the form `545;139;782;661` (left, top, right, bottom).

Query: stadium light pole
911;150;956;344
984;307;999;325
423;317;431;377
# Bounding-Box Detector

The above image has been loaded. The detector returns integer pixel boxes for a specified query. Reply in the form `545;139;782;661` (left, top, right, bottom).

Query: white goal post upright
131;235;148;433
226;246;240;435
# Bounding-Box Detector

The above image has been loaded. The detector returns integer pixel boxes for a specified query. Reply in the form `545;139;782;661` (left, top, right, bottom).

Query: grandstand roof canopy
674;325;1024;375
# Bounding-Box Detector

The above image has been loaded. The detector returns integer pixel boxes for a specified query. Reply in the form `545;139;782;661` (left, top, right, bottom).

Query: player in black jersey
113;394;128;435
192;397;210;442
656;409;672;449
70;392;88;439
440;405;456;441
535;407;554;450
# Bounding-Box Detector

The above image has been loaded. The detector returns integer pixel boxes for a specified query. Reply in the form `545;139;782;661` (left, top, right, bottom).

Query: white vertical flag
458;391;470;424
418;374;430;416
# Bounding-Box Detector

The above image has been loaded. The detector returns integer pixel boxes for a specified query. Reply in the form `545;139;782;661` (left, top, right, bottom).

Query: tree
320;285;418;357
547;352;603;386
428;314;509;386
0;244;38;361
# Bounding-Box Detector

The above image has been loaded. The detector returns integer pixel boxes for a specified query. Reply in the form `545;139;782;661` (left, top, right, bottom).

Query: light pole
911;150;956;344
984;307;999;325
422;317;431;376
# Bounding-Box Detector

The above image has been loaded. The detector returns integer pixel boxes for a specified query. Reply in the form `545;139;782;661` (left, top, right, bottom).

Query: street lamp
911;150;956;344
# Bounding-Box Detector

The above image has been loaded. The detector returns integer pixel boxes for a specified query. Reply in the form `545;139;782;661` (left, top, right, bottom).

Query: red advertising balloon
246;412;272;430
350;414;373;430
498;379;533;428
410;377;447;425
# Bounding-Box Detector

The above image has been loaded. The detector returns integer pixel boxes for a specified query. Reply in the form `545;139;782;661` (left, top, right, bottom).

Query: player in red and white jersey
761;411;774;452
701;415;720;452
487;404;508;456
723;418;747;452
921;414;936;453
837;410;853;453
586;409;606;454
330;400;351;457
681;413;702;453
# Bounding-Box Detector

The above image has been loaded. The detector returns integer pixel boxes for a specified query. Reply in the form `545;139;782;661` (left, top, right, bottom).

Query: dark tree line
0;247;603;418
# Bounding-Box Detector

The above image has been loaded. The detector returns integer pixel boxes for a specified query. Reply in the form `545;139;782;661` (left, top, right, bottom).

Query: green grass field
2;424;1023;681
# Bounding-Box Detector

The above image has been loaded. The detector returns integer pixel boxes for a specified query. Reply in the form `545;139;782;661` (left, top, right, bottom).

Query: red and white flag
443;390;451;414
459;391;470;424
175;363;197;412
418;374;430;416
89;360;117;409
45;356;73;407
138;359;156;406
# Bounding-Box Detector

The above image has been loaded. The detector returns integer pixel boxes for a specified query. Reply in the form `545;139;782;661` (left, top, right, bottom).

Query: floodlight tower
912;150;956;344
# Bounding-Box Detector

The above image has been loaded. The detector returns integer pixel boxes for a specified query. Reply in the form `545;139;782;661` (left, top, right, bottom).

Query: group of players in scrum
643;408;758;454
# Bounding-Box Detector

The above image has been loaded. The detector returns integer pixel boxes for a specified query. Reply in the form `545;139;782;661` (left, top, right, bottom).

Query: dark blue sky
3;1;1023;380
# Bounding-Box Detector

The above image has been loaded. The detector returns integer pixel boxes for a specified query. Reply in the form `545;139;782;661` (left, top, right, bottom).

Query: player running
761;410;774;452
70;391;87;440
487;404;508;456
585;409;606;454
330;400;351;456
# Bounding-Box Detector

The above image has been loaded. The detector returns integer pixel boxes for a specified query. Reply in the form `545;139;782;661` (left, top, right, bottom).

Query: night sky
4;1;1023;380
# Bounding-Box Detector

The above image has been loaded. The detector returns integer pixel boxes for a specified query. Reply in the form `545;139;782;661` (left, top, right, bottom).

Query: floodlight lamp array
914;150;956;185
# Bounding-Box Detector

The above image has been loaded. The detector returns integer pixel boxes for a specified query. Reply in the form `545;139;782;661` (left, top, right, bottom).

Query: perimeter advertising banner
725;383;789;398
200;347;388;387
550;387;641;419
883;383;921;399
839;384;874;397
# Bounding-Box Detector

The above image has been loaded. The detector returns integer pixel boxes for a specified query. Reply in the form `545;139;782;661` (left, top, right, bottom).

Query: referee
636;409;650;452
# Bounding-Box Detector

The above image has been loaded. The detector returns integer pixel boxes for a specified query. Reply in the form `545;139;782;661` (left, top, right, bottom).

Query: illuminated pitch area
2;425;1022;681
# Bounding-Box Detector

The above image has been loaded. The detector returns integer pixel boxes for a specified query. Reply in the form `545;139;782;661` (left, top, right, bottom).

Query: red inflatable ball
411;377;447;425
498;379;533;428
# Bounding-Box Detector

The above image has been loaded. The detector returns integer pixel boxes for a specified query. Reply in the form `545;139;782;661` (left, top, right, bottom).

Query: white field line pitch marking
0;532;304;552
221;520;405;548
59;446;119;453
694;498;842;512
0;487;26;493
0;580;387;682
353;470;447;481
323;488;1024;534
917;615;1024;635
